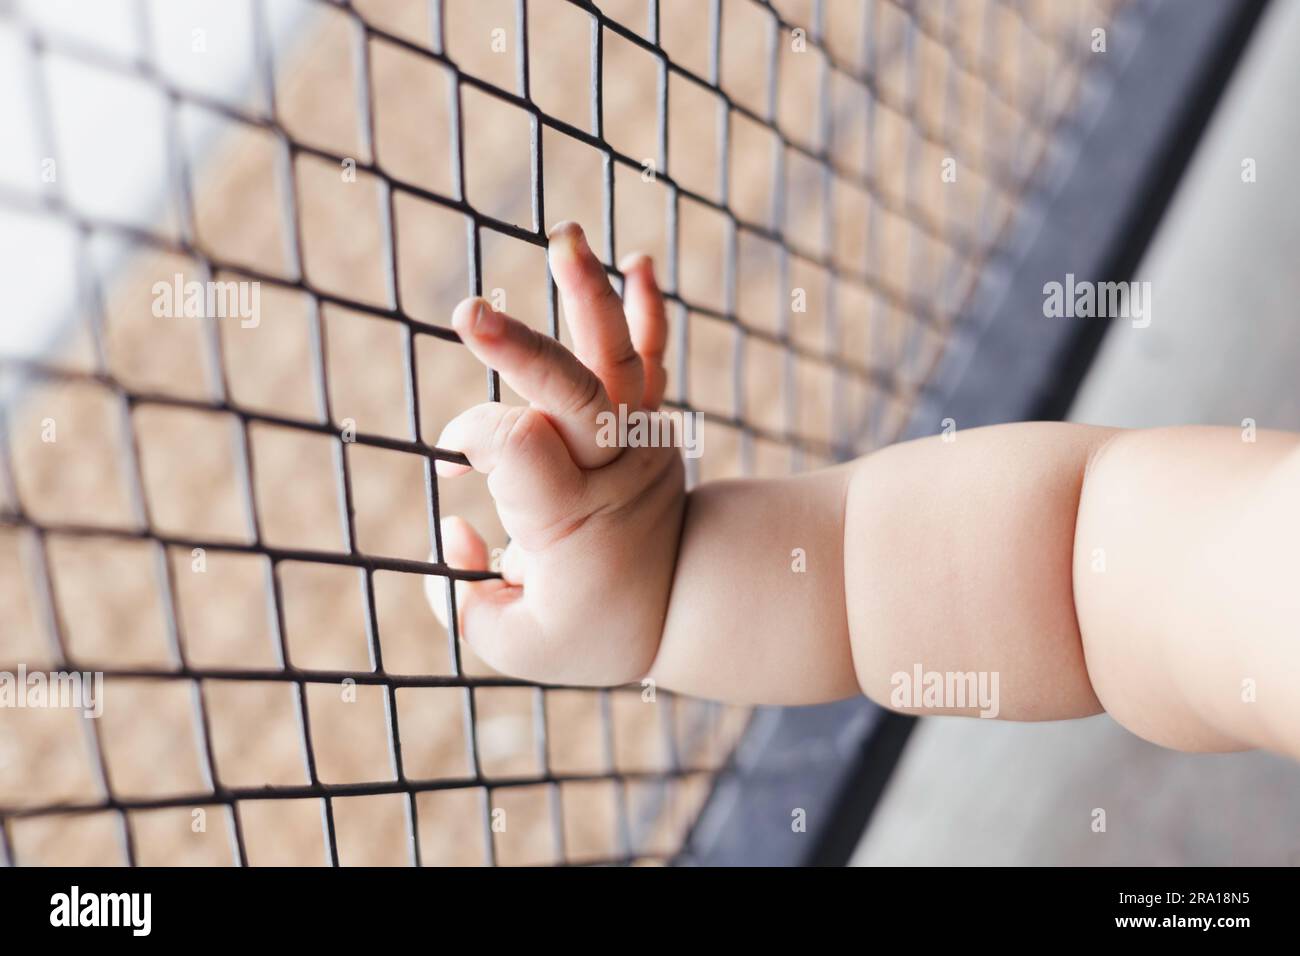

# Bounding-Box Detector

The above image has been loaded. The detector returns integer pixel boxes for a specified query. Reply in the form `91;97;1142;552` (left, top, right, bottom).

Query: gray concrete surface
852;0;1300;866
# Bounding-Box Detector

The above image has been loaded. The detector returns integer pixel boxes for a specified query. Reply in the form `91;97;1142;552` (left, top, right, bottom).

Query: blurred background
853;0;1300;866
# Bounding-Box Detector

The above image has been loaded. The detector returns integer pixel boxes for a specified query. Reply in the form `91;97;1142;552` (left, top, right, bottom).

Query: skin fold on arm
429;222;1300;762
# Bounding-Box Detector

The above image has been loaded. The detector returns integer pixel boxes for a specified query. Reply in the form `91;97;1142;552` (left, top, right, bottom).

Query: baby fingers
425;518;545;676
435;402;587;539
451;297;620;468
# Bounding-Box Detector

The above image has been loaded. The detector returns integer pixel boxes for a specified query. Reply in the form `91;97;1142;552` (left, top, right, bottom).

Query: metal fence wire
0;0;1134;866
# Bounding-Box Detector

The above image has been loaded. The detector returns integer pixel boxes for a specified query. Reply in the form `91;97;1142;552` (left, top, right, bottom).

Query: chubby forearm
649;422;1300;758
647;465;859;704
648;424;1111;708
845;422;1113;720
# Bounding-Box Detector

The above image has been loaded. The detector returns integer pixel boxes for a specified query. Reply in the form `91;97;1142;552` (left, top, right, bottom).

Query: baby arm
655;400;1300;759
431;223;1300;759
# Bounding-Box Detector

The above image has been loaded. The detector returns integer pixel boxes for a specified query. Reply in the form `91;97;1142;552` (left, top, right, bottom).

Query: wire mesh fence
0;0;1132;865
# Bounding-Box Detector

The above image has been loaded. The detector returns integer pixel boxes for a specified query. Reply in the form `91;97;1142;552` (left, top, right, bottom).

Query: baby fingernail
472;299;503;336
548;220;589;259
618;251;650;274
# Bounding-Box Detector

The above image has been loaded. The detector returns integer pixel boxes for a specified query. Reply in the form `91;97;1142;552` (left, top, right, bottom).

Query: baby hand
428;222;685;686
